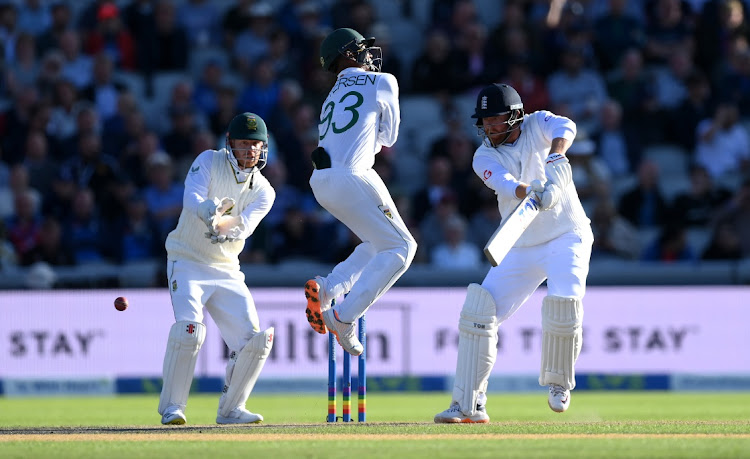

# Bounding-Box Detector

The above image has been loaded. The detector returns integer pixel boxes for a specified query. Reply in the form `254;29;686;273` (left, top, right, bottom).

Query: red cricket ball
114;296;129;311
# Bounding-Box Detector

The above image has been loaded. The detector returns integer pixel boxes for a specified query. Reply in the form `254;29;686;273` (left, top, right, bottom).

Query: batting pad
158;321;206;414
218;328;274;417
453;283;498;416
539;296;583;390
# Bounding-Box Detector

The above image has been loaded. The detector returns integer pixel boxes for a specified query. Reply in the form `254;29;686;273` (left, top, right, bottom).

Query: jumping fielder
304;28;417;355
158;112;276;425
434;84;593;423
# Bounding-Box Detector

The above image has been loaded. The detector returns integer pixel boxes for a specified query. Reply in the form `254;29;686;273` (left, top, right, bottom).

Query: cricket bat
483;193;541;267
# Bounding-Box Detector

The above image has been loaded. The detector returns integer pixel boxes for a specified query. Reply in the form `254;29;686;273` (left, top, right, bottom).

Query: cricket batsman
434;84;593;423
158;112;276;425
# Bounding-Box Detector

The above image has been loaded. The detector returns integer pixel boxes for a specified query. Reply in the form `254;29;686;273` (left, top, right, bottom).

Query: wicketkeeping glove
544;153;572;189
197;198;219;227
529;179;562;210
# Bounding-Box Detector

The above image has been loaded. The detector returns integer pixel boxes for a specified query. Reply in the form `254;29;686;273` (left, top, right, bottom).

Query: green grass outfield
1;392;749;458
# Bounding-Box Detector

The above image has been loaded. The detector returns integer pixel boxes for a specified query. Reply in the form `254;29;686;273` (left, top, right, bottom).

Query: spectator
641;223;696;262
142;152;183;243
232;2;275;75
566;136;611;215
137;0;189;74
652;47;694;110
121;130;164;187
269;206;320;262
16;0;50;38
0;163;41;221
695;0;750;78
412;155;454;223
694;101;750;180
547;46;609;135
58;102;101;161
606;47;660;143
467;191;501;250
452;22;499;92
643;0;694;66
81;52;127;122
116;193;162;263
593;0;646;72
84;1;136;70
667;70;713;151
221;0;254;49
59;29;94;90
711;178;750;257
0;220;18;270
47;79;81;145
62;187;109;264
411;30;457;95
430;214;481;269
4;187;43;265
501;55;550;114
593;99;639;177
57;131;123;222
671;164;733;226
177;0;220;48
590;198;642;260
618;159;669;228
0;3;20;65
37;1;72;54
25;216;73;266
1;85;40;165
236;55;281;120
701;221;743;260
419;192;462;254
192;59;224;117
209;84;239;139
161;105;198;162
6;32;38;92
22;130;58;199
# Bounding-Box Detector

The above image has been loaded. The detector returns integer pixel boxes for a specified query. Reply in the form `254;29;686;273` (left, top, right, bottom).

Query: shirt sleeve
534;110;577;144
472;154;521;200
236;184;275;240
181;150;213;214
376;73;400;149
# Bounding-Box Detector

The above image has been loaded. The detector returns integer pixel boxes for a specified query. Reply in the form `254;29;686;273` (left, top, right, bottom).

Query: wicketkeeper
434;84;593;423
158;112;276;425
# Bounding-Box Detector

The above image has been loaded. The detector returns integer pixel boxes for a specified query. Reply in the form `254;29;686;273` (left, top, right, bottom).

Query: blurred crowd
1;0;750;286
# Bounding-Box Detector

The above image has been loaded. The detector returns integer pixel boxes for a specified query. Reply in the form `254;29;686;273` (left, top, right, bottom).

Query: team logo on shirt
379;205;393;219
172;280;178;292
483;169;492;180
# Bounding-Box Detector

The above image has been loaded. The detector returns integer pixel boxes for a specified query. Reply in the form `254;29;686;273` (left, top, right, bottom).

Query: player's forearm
550;137;572;155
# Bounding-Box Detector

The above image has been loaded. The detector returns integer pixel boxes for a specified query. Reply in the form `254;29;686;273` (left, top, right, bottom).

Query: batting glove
544;153;572;189
529;179;562;210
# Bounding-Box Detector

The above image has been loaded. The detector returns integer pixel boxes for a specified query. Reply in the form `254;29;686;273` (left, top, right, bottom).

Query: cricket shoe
322;308;363;356
434;402;489;424
161;406;186;425
548;384;571;413
216;407;264;424
305;277;331;334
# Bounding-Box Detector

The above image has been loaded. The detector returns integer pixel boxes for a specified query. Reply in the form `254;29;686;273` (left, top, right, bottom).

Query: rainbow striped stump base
327;315;366;423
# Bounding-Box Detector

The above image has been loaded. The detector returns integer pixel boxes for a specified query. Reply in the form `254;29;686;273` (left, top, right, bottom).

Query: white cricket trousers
167;259;260;352
482;231;593;323
310;168;417;323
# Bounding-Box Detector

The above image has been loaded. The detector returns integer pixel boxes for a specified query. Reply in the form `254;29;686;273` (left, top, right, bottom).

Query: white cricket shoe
216;407;264;424
305;277;331;334
548;384;571;413
161;406;186;425
322;308;363;356
434;402;490;424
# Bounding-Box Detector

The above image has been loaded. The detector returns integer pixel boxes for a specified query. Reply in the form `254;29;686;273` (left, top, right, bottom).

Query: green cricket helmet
319;27;382;73
225;112;268;171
